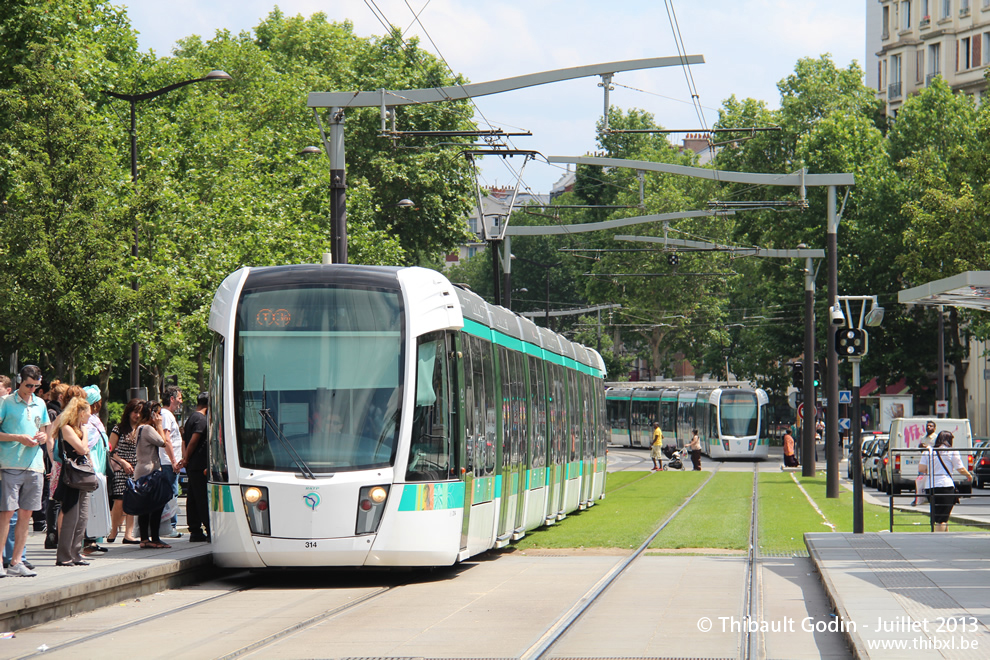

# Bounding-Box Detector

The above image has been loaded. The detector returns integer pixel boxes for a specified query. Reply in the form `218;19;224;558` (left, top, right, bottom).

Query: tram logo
303;493;321;511
256;308;291;327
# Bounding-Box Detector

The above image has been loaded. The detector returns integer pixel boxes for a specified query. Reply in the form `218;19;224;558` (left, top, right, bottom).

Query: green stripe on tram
210;484;236;513
460;319;603;378
397;482;465;511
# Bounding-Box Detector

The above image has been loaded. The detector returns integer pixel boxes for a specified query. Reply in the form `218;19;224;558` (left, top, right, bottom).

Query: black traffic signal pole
803;257;816;477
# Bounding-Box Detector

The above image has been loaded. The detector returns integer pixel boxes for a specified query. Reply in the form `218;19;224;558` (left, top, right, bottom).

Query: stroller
661;445;684;471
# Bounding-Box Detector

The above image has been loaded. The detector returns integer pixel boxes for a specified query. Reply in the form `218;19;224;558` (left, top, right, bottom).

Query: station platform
2;491;989;659
0;530;213;632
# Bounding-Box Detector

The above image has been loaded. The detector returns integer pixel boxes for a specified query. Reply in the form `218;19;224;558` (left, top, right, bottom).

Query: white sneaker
165;528;183;539
7;562;37;577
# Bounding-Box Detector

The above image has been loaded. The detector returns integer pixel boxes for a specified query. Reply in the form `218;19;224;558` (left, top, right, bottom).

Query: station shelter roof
898;271;990;311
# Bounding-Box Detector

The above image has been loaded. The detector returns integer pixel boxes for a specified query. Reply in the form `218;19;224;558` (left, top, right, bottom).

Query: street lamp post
104;70;232;400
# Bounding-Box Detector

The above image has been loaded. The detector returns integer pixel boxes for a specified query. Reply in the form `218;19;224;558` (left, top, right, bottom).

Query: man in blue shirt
0;365;52;577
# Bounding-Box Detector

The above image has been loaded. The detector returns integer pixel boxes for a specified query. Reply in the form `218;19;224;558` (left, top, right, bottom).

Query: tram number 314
305;541;318;549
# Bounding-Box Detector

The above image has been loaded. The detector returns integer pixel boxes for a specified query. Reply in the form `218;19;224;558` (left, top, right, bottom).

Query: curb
805;535;868;660
0;552;214;632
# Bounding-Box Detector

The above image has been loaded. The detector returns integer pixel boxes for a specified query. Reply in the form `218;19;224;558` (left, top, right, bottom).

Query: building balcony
920;16;931;26
888;81;903;98
961;6;971;16
926;72;941;86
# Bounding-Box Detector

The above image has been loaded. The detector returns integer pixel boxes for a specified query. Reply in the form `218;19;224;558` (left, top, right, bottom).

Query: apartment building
873;0;990;115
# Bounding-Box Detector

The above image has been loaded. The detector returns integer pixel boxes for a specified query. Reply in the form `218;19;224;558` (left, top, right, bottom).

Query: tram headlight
240;485;271;536
356;484;390;535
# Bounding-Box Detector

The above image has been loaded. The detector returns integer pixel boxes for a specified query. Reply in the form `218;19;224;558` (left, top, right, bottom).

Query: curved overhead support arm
548;156;855;187
308;56;704;108
505;209;728;236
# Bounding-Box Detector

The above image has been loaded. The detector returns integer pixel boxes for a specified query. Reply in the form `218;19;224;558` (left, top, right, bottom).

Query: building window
943;0;952;18
902;0;913;28
961;37;972;69
917;50;925;81
889;55;903;99
928;43;942;86
984;33;990;64
961;0;971;14
883;5;891;38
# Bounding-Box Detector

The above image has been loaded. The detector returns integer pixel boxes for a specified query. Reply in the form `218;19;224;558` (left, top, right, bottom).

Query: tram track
741;461;763;660
9;575;257;660
519;463;723;660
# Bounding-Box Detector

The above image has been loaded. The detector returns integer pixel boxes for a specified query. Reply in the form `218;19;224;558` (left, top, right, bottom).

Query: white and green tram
206;264;608;568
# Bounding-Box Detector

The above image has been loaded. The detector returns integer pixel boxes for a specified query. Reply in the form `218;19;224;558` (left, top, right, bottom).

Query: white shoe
7;562;37;577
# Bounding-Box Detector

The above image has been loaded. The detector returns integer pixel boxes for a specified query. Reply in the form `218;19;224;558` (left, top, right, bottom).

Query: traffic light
791;361;803;388
835;328;868;356
813;362;822;388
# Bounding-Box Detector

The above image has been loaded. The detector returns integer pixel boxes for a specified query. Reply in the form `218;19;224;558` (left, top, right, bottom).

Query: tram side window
209;336;229;482
511;350;526;465
407;332;455;481
462;335;477;476
464;333;496;477
479;337;497;475
528;356;547;469
580;374;592;460
566;369;581;463
549;362;566;466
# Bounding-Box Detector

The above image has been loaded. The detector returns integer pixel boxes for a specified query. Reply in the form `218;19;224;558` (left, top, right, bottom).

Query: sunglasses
23;383;41;390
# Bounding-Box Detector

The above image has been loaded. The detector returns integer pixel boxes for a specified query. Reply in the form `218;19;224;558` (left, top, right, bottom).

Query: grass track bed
514;471;705;550
649;472;752;551
758;472;830;554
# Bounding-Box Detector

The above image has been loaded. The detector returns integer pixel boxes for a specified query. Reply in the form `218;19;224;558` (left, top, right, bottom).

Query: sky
118;0;869;195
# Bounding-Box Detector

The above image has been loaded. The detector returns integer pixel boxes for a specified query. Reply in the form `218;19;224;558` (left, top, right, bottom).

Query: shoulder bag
935;452;962;505
60;432;99;492
122;427;173;515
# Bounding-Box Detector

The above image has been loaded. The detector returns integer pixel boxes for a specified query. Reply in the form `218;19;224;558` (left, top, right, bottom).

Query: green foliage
0;43;131;379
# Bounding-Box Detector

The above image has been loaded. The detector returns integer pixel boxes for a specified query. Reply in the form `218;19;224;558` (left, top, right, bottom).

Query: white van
886;418;973;494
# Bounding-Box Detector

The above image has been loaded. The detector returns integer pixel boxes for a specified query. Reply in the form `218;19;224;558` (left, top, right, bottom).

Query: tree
0;44;131;380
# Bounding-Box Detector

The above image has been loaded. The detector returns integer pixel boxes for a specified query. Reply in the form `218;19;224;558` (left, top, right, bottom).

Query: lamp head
203;70;233;81
865;304;885;327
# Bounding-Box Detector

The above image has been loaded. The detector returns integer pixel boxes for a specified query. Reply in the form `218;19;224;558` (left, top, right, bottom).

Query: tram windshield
233;285;403;473
719;391;759;437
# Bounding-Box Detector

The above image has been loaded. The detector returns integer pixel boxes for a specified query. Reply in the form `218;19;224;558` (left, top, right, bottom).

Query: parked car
851;437;878;481
973;448;990;489
865;436;889;488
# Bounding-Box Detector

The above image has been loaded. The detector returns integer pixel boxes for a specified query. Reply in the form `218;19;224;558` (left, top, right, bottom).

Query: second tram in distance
605;386;769;460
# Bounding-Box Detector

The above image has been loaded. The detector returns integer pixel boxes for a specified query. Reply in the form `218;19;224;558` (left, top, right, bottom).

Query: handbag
123;470;173;516
60;432;99;492
122;427;174;515
932;452;962;504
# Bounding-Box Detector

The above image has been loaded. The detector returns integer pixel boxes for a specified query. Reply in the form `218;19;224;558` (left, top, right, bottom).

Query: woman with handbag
133;400;177;549
52;397;97;566
919;431;973;532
